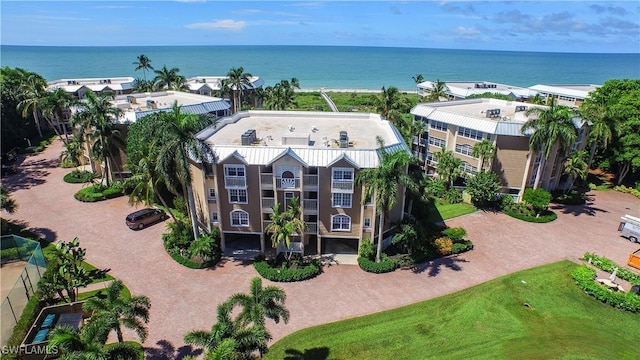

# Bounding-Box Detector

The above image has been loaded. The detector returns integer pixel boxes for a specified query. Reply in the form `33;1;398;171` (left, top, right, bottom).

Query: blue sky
2;1;639;53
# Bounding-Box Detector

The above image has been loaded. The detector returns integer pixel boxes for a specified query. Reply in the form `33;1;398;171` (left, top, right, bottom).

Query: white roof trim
267;147;309;167
327;152;361;169
218;150;248;165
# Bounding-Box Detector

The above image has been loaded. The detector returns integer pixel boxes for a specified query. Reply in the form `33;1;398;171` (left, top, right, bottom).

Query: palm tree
227;277;289;329
530;93;545;105
153;65;187;91
224;67;253;113
472;139;496;171
133;54;154;82
1;185;17;213
428;79;448;102
42;87;76;142
265;198;306;259
154;103;216;238
433;148;463;189
72;90;123;186
132;78;155;93
373;86;404;119
82;280;151;343
61;137;84;167
264;79;298;110
47;324;139;360
355;137;418;262
563;150;588;193
580;96;615;168
412;74;424;98
522;97;579;189
184;300;269;359
17;72;48;138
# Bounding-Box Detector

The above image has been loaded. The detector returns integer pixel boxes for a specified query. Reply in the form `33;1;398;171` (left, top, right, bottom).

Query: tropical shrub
614;185;640;199
425;178;447;198
504;208;557;223
444;188;463;204
433;236;454;256
64;170;97;184
452;240;474;254
359;239;375;259
162;219;194;254
357;255;398;274
572;265;640;312
523;188;552;215
442;227;467;241
253;254;322;282
74;183;124;202
464;171;501;207
552;190;586;205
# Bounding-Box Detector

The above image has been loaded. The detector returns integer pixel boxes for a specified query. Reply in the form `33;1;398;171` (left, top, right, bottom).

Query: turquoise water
1;45;639;90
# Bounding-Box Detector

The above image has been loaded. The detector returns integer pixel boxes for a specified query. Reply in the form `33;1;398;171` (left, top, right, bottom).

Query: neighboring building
417;80;536;101
47;77;136;99
527;84;600;107
189;111;410;255
186;76;264;97
410;99;589;200
113;91;231;124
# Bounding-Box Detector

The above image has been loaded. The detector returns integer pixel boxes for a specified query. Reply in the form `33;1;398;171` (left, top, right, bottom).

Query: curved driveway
4;140;640;359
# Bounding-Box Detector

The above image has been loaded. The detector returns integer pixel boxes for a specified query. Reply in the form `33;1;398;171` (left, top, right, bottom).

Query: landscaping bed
74;183;124;202
64;170;98;184
253;253;323;282
504;209;557;223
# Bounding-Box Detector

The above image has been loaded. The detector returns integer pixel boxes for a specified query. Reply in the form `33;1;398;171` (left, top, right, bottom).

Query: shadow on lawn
145;339;202;360
411;256;469;277
284;346;330;360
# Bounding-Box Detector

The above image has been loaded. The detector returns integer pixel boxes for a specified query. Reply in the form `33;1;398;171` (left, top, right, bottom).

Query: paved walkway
3;140;640;359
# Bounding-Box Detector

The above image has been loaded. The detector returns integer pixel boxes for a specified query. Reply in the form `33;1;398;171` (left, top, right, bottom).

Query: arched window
231;210;249;227
331;214;351;231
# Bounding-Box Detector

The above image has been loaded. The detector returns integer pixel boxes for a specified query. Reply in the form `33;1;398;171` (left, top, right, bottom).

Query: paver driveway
4;140;640;358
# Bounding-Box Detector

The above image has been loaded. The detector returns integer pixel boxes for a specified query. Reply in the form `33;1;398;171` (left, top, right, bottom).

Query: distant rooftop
418;80;536;100
196;111;408;168
186;76;264;91
112;91;230;123
528;84;600;100
47;77;136;93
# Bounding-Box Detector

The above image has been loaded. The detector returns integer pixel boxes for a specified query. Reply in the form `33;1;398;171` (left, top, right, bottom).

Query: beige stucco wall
493;135;530;188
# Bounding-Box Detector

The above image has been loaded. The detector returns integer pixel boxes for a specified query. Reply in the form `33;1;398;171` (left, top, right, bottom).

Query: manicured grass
265;261;640;360
434;201;477;220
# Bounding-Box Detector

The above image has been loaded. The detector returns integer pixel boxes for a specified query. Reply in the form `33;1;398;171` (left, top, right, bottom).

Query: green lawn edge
265;261;640;360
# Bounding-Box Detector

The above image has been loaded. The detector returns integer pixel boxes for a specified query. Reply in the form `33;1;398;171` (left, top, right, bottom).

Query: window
332;168;353;181
211;212;219;223
284;192;294;209
364;218;371;229
430;120;448;132
364;195;373;205
231;210;249;227
428;136;446;148
332;193;352;208
225;165;245;177
331;214;351;231
224;165;247;188
331;168;354;192
425;151;437;164
455;143;474;156
208;188;216;200
460;161;478;175
228;189;248;203
457;127;484;140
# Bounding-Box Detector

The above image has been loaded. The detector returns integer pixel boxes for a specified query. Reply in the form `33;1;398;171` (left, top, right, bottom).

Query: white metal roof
528;84;599;100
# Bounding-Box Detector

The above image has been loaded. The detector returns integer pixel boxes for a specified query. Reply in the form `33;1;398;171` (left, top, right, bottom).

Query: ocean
1;45;639;91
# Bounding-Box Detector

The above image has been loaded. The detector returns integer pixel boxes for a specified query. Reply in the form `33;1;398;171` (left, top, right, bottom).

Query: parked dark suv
125;208;167;230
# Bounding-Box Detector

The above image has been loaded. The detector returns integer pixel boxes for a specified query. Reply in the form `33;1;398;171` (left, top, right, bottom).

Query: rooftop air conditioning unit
241;129;257;145
515;105;527;112
339;131;349;148
485;109;501;118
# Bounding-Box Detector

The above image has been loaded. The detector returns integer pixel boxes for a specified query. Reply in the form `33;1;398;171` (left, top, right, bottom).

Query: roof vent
485;109;501;118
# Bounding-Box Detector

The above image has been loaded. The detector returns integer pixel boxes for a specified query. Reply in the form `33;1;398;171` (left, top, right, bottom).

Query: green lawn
265;261;640;360
434;201;477;220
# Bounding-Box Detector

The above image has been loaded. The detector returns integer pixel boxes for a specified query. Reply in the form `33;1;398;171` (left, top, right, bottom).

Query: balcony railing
263;220;273;230
305;222;318;233
276;177;300;189
225;176;246;188
331;179;353;192
303;174;318;188
262;197;275;209
260;173;273;187
303;199;318;210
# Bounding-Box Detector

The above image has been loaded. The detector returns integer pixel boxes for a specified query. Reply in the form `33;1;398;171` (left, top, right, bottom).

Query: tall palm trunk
116;325;124;343
33;110;43;138
376;212;385;263
587;141;597;169
533;158;545;189
187;186;199;240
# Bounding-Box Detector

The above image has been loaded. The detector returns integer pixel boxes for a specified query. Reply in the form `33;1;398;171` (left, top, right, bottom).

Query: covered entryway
223;233;262;260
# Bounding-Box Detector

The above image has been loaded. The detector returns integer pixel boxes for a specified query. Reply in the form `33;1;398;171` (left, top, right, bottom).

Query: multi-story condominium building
417;80;536;101
527;84;600;107
410;99;589;200
189;111;409;255
48;77;137;99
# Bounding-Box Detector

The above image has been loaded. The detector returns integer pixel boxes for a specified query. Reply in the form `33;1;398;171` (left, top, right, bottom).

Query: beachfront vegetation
153;65;188;91
265;261;640;359
223;66;253;113
133;54;154;82
262;78;300;110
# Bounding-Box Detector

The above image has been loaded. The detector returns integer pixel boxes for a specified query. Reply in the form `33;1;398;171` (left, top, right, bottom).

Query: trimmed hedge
74;184;124;202
64;170;97;184
357;256;398;274
253;257;323;282
582;253;640;285
504;209;557;223
614;185;640;199
169;250;218;269
572;265;640;313
452;240;474;254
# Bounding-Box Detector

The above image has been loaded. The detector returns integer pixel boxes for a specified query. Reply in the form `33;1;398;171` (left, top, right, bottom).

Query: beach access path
3;139;639;359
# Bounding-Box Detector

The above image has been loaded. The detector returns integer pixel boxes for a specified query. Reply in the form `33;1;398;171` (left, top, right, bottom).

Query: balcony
412;136;419;144
305;222;318;234
263;220;273;230
303;174;318;189
276;177;300;190
331;179;353;192
260;173;273;189
224;176;246;189
261;197;275;210
303;199;318;213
